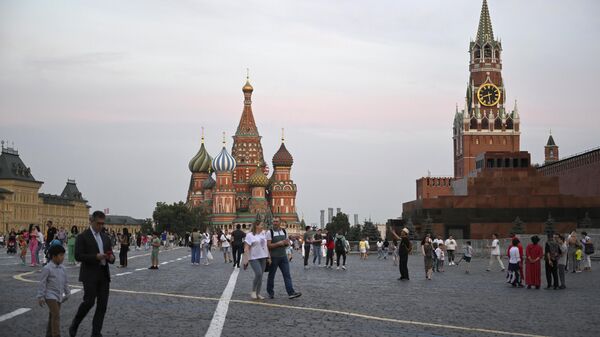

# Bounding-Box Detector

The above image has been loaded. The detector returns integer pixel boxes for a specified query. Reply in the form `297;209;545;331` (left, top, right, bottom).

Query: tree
512;216;524;234
152;201;208;236
326;212;350;235
579;212;592;229
362;221;381;241
544;213;555;236
422;212;433;236
141;218;154;234
346;225;362;241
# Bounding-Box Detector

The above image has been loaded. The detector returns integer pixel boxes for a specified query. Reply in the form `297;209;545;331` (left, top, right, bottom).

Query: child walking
37;245;70;337
149;233;161;270
462;241;474;274
435;243;446;272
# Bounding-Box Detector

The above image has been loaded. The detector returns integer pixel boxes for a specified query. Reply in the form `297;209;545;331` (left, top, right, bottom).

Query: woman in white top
201;232;211;265
243;221;271;300
221;230;232;263
507;238;522;287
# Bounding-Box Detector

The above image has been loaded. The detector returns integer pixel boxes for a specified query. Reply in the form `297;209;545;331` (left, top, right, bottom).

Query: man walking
69;211;115;337
303;226;313;269
266;218;301;299
231;224;245;268
312;228;323;267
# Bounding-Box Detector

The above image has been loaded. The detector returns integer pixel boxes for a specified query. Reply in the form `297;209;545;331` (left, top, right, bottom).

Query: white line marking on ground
177;258;182;261
160;262;168;265
115;272;133;276
71;289;82;294
204;268;239;337
0;308;31;322
135;268;146;271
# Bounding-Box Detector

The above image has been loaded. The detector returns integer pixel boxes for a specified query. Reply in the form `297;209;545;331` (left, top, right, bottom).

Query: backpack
335;237;344;251
584;242;594;255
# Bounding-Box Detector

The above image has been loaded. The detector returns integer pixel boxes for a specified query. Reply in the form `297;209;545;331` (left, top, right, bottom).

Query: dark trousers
399;253;409;279
335;249;346;266
303;244;311;266
545;259;558;288
267;256;295;296
71;277;110;336
447;250;455;263
232;244;243;267
119;244;128;266
326;248;334;267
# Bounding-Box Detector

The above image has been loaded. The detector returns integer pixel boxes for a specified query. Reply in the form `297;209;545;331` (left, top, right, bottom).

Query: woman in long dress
421;236;433;280
525;235;543;289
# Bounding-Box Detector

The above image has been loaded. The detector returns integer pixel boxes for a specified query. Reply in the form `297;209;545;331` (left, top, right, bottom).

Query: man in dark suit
69;211;115;337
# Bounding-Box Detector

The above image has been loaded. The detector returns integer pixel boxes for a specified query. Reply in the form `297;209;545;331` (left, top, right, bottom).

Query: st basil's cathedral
186;77;300;233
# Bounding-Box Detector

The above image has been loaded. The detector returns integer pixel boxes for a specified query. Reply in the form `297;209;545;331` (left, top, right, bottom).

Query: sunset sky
1;0;599;224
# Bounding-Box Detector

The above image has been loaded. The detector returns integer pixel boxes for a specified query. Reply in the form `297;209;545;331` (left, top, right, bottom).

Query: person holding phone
69;211;115;337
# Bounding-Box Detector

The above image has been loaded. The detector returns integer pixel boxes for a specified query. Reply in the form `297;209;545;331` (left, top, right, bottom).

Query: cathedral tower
187;129;212;208
231;74;267;212
269;130;299;227
453;0;520;178
211;135;237;226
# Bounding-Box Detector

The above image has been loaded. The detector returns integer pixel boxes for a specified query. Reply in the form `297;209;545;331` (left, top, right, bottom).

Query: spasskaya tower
453;0;520;178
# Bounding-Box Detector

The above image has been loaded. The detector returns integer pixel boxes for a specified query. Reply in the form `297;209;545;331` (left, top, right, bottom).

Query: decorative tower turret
269;129;299;228
544;131;559;164
453;0;520;178
231;71;267;213
248;164;269;215
187;127;212;208
211;133;237;228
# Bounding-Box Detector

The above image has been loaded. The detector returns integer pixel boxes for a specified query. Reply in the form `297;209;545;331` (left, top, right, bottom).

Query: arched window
484;44;492;58
481;117;489;129
495;49;500;60
494;117;502;130
506;118;514;130
470;117;477;130
474;45;481;60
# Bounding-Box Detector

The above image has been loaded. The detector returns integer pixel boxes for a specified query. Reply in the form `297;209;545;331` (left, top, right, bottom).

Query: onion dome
212;145;236;173
188;142;212;173
248;167;269;188
272;142;293;167
242;79;253;93
201;174;216;190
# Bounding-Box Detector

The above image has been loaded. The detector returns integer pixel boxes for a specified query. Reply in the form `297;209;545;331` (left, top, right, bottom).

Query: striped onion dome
212;146;236;173
248;167;269;188
201;174;216;190
188;143;212;173
272;142;293;167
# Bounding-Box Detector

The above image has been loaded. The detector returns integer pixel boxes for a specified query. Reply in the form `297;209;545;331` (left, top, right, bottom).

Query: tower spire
281;128;285;143
476;0;494;43
201;126;205;143
237;71;259;137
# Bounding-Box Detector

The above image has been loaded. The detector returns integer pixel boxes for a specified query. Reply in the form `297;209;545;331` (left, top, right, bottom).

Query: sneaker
250;291;257;300
288;292;302;299
342;266;346;270
336;266;340;270
257;294;265;300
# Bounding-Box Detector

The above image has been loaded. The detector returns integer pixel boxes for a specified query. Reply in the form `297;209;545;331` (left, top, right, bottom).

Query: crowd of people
21;209;596;337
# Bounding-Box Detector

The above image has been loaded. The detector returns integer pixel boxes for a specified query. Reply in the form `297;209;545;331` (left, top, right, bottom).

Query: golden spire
201;126;205;143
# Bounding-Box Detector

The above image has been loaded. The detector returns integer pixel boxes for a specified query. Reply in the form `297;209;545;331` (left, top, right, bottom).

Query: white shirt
220;234;231;248
508;246;520;264
491;239;500;255
245;231;269;260
435;247;445;260
376;241;383;248
444;239;456;250
90;226;106;266
433;239;443;245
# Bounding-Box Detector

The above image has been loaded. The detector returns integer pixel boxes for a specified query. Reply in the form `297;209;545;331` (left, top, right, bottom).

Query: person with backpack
581;231;594;271
334;230;348;270
265;218;302;300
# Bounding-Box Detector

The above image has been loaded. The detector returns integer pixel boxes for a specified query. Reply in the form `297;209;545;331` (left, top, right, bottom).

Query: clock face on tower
477;83;501;107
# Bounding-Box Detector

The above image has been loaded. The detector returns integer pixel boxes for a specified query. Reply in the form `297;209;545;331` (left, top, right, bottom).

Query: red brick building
401;1;600;239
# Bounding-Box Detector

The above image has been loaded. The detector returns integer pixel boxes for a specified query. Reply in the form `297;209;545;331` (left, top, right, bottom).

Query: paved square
1;248;598;337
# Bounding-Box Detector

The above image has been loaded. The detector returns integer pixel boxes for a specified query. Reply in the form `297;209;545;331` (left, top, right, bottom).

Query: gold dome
242;80;253;93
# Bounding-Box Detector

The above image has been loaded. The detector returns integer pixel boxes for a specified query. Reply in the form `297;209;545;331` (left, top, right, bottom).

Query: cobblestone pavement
1;248;599;337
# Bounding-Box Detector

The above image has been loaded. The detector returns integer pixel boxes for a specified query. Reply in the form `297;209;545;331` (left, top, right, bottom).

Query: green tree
152;201;208;236
422;213;433;236
326;212;351;235
346;225;362;241
512;216;524;234
362;221;381;240
141;218;154;234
